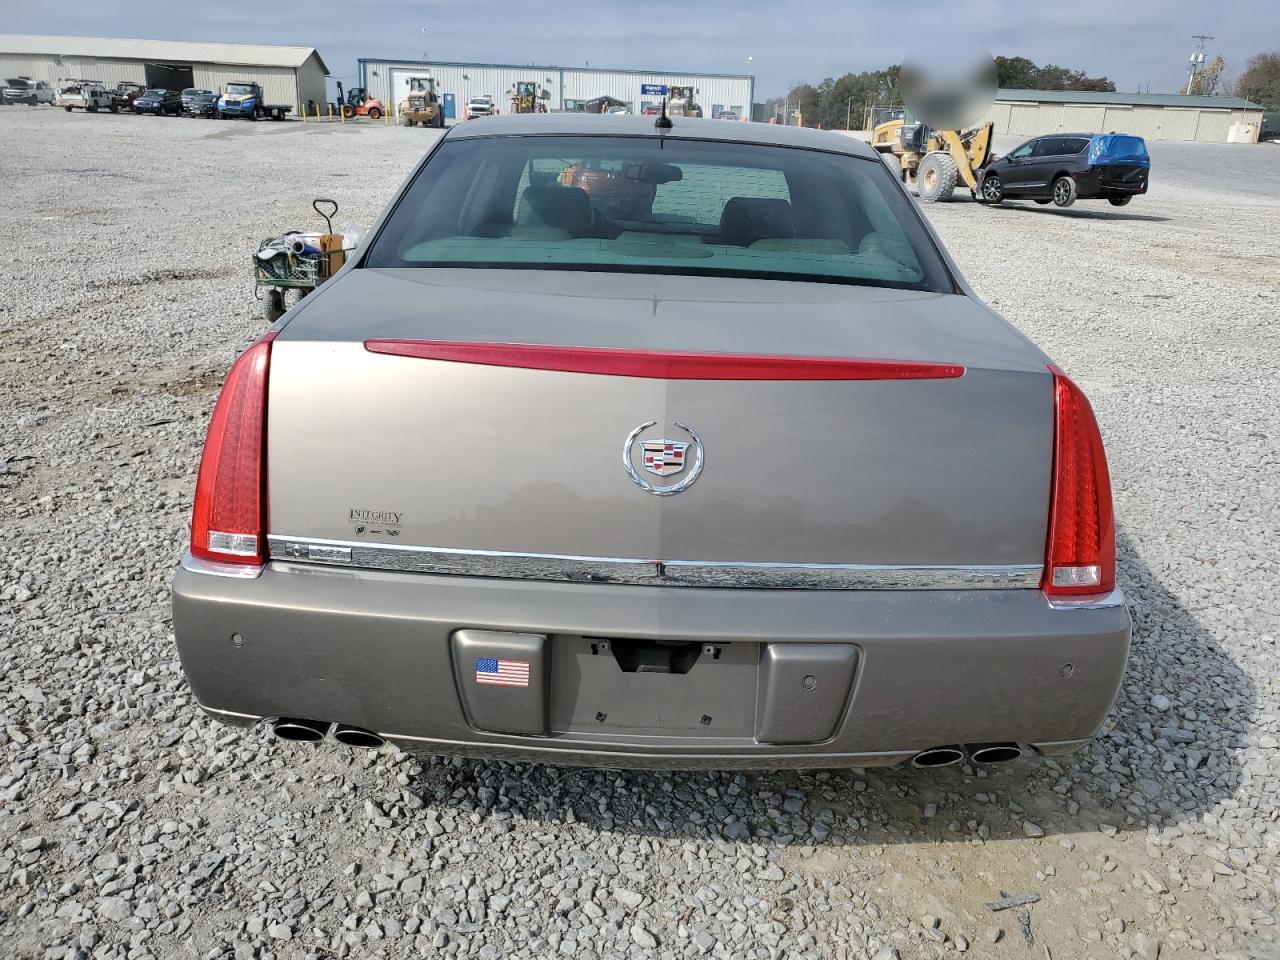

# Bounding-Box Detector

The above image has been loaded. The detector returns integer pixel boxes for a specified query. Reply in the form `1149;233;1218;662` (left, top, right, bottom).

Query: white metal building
0;34;329;112
984;89;1265;143
357;58;754;121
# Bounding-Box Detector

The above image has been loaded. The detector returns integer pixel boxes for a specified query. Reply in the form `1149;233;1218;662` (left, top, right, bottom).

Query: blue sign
640;83;668;96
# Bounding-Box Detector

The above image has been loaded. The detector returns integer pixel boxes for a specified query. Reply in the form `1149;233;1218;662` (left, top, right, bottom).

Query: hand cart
253;198;346;322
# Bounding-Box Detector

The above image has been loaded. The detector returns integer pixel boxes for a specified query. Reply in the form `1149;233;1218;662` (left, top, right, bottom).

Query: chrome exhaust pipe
967;743;1023;764
270;717;330;743
910;745;965;768
331;724;386;749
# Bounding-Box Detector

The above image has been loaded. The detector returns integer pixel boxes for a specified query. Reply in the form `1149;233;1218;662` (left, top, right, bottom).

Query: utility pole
1185;35;1213;95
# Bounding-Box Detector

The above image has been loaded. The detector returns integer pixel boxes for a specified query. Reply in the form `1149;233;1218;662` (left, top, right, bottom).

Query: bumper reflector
1050;564;1101;589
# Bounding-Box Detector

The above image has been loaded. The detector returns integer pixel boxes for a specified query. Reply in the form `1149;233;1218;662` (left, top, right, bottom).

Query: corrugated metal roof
995;87;1262;110
0;33;327;73
358;57;752;81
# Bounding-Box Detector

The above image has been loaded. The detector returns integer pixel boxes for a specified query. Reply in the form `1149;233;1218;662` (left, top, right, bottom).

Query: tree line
764;50;1280;129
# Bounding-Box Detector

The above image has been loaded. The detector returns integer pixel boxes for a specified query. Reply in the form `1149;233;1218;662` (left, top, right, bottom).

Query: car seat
719;198;797;247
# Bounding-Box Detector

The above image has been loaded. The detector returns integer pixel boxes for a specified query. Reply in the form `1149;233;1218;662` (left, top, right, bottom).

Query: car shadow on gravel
405;528;1250;849
940;191;1170;221
984;202;1170;223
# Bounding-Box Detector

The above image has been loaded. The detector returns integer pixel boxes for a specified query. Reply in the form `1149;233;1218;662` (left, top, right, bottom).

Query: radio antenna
655;95;672;130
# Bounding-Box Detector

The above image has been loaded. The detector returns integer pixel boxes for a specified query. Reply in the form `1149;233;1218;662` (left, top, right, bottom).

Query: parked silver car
173;114;1129;769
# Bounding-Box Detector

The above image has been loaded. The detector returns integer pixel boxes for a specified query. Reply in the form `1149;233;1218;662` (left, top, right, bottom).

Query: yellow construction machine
870;112;994;202
398;76;444;128
667;85;702;118
510;81;549;114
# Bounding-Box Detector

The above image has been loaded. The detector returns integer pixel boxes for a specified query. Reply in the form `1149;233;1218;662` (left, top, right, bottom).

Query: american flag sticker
475;657;531;688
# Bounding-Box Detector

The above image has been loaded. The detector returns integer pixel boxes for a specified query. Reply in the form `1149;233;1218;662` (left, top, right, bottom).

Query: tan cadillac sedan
172;114;1129;769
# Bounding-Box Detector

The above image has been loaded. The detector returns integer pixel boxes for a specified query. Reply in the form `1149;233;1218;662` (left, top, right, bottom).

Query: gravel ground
2;109;1278;960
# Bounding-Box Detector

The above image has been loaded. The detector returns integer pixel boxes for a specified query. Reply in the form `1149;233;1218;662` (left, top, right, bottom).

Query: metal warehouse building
358;58;754;121
985;89;1265;143
0;34;329;112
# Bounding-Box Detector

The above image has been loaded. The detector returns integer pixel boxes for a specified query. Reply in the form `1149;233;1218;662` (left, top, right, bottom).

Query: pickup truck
4;77;55;106
56;80;116;113
217;81;292;120
465;95;494;119
111;82;145;111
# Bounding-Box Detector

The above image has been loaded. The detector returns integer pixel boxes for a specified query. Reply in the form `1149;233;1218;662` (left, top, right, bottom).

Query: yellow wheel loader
870;112;994;202
510;81;549;114
399;77;444;128
667;85;702;118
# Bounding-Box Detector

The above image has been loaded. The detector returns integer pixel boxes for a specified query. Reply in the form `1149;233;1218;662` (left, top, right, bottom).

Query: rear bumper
171;555;1130;769
1075;168;1149;197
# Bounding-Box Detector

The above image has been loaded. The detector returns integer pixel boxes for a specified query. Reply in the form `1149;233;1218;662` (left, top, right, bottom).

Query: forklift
334;81;384;120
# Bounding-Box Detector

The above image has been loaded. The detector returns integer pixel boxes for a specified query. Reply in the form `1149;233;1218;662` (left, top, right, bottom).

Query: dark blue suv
978;133;1150;208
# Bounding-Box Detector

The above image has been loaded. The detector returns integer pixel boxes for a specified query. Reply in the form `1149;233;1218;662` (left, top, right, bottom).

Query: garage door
1100;106;1131;135
1127;107;1167;139
1194;110;1232;142
144;63;194;93
1063;104;1105;133
1006;104;1041;136
1160;109;1200;141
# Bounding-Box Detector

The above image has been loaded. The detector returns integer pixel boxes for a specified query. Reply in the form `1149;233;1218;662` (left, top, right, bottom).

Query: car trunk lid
265;269;1053;578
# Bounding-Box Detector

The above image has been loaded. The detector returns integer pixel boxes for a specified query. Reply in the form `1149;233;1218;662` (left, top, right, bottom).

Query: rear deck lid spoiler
363;340;965;380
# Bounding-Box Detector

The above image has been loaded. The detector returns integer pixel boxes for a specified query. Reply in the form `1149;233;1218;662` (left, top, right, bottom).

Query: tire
88;105;97;113
65;105;73;112
262;289;286;323
1051;175;1077;208
368;106;383;120
401;114;412;126
434;109;444;128
1034;199;1051;205
341;104;354;120
916;152;958;202
980;174;1004;204
880;151;903;183
1108;195;1132;207
109;104;118;113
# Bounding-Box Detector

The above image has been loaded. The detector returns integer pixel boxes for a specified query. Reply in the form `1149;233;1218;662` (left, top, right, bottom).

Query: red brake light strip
363;340;964;381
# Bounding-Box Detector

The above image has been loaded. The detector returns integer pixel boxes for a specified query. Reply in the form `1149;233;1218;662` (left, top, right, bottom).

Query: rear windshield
1088;134;1150;166
364;135;952;292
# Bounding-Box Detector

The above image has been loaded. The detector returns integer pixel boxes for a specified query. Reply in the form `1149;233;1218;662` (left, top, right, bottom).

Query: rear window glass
364;135;952;292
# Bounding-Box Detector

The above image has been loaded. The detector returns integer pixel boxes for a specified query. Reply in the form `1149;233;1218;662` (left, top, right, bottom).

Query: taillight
189;332;276;565
1043;364;1115;599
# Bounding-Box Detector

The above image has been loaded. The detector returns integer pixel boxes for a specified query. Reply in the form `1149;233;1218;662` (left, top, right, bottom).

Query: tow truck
217;81;292;121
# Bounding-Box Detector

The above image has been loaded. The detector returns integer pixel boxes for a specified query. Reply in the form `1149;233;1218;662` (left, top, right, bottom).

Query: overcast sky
8;0;1276;98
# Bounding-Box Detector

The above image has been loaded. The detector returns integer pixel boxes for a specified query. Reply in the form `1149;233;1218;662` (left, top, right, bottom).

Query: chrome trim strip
1046;587;1126;610
193;699;264;722
181;549;265;580
267;536;1041;590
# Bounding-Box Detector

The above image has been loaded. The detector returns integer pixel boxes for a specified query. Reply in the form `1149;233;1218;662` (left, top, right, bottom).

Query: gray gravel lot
2;109;1278;960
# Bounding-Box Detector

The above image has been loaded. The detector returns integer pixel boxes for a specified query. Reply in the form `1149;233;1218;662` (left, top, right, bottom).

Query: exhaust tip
271;718;330;743
968;743;1023;764
331;725;386;749
910;745;965;768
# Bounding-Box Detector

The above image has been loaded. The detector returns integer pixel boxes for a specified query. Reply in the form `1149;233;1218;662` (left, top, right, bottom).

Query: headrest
718;197;797;246
516;185;593;236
